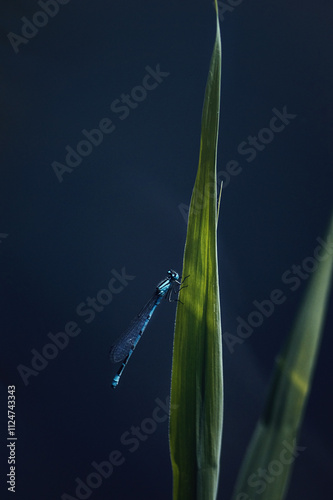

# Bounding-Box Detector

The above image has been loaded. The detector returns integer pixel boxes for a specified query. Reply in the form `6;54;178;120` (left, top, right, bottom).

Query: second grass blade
231;211;333;500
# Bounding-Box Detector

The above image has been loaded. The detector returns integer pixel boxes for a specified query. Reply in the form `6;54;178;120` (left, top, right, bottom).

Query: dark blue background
1;1;333;499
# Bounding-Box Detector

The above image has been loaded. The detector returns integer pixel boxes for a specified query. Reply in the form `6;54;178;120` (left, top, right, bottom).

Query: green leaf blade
232;211;333;500
169;5;223;500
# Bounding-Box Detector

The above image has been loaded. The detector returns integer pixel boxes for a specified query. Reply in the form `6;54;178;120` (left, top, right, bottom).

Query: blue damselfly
110;269;187;388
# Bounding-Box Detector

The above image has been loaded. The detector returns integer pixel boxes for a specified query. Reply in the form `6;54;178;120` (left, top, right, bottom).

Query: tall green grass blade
169;2;223;499
232;211;333;500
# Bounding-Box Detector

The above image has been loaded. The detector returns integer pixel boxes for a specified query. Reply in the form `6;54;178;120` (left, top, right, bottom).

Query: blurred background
1;0;332;498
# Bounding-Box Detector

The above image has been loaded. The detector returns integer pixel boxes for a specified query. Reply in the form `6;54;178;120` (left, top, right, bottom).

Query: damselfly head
168;269;179;280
